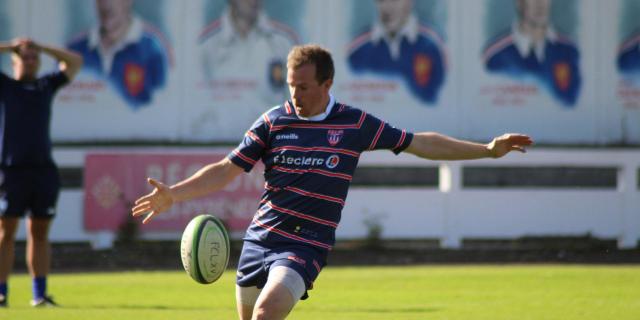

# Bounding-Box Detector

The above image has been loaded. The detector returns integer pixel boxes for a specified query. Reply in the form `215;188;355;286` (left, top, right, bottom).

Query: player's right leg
0;217;19;306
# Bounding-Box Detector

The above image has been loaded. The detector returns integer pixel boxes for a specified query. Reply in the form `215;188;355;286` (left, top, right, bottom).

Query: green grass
1;265;639;319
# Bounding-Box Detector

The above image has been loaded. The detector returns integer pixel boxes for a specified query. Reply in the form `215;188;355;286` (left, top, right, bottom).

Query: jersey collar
296;94;335;122
371;14;419;60
512;21;558;62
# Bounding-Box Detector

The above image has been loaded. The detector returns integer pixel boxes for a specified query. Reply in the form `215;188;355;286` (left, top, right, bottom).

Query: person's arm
38;42;83;81
405;132;533;160
0;40;18;53
131;157;245;224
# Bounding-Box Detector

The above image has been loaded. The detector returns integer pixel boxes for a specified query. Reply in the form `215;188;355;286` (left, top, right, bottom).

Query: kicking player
0;38;82;307
132;44;532;319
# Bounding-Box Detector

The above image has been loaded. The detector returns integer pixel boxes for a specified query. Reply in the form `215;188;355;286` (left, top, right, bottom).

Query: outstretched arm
405;132;533;160
131;157;245;224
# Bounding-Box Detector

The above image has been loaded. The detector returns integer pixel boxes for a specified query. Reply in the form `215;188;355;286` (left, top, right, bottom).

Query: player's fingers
148;178;164;189
511;145;526;153
134;194;153;205
132;203;152;217
142;211;157;224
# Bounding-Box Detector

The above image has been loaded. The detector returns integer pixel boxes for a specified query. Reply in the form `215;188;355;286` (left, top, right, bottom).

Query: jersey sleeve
360;113;413;154
227;113;270;172
44;71;70;92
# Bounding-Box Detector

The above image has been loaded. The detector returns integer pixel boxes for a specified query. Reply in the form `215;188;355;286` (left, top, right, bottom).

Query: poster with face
332;0;457;136
615;0;640;143
181;0;307;142
26;0;182;142
457;0;600;144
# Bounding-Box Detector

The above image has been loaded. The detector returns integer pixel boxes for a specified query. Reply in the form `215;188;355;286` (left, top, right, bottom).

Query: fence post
440;162;462;248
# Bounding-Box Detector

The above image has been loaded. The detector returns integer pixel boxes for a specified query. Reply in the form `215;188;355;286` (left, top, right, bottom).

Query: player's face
13;46;40;80
518;0;551;28
230;0;261;23
97;0;132;34
376;0;413;35
287;63;332;118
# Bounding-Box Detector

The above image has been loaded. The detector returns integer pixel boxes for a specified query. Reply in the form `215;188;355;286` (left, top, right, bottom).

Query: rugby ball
180;214;230;284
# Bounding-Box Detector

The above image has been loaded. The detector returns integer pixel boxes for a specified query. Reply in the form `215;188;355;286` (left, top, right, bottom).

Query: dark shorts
236;240;328;300
0;166;60;219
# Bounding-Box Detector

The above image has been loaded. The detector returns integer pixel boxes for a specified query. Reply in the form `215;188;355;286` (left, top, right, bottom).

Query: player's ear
322;78;333;91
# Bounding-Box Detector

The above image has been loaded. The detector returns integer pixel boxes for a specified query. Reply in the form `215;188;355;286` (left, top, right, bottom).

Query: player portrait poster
459;0;600;144
334;0;458;136
32;0;181;142
181;0;306;141
614;0;640;143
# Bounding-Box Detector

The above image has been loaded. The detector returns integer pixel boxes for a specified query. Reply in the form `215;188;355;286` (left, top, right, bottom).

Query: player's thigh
30;167;60;219
253;266;305;319
0;168;30;219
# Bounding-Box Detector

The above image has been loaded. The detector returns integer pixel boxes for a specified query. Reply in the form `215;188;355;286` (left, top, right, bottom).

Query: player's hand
11;37;40;52
486;133;533;158
131;178;174;224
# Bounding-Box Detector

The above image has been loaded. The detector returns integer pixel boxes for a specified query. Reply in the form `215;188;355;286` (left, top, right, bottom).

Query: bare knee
252;303;290;320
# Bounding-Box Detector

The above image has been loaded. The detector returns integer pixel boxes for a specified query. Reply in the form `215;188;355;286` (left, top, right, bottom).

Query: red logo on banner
83;152;264;233
327;129;344;146
553;62;571;92
125;63;145;96
414;54;432;87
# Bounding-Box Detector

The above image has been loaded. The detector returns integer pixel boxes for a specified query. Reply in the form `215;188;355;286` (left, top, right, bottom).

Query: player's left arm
405;132;533;160
36;41;84;81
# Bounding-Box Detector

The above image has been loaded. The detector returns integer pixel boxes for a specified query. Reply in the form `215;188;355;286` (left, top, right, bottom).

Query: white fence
14;148;640;249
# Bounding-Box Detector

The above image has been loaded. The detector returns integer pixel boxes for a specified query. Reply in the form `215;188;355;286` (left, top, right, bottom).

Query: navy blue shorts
236;240;327;300
0;166;60;219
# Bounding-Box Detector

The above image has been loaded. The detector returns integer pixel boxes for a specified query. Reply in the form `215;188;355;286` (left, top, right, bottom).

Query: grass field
1;265;638;319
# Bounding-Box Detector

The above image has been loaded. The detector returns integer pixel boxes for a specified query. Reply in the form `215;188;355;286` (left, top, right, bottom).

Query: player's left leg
26;216;55;306
251;266;305;320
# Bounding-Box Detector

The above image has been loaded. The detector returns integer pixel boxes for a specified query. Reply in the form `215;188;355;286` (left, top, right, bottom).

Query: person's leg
0;217;20;304
251;266;305;320
236;285;261;320
26;217;52;303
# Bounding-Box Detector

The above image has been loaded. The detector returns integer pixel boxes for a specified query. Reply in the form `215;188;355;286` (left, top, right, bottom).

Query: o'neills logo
275;133;299;140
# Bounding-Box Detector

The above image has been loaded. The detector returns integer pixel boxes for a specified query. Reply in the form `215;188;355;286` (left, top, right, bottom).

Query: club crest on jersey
327;129;344;146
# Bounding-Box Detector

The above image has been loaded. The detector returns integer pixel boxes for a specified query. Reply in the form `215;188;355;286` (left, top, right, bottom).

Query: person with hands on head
132;44;532;320
0;37;82;308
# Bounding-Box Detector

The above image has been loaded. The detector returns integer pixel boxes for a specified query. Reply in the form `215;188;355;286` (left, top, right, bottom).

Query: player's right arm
131;158;244;224
0;39;20;53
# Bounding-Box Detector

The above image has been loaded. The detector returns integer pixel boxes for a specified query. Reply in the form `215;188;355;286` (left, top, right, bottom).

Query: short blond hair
287;44;334;84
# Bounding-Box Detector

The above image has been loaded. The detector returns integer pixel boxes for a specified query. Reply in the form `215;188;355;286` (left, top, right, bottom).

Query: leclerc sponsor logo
273;154;341;169
326;155;340;169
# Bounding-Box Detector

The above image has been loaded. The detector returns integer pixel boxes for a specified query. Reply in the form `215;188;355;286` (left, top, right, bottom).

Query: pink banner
83;152;264;232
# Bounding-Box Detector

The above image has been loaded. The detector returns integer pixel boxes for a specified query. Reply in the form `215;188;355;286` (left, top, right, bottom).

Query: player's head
96;0;133;38
12;41;40;81
286;45;334;118
229;0;261;25
376;0;413;38
516;0;551;29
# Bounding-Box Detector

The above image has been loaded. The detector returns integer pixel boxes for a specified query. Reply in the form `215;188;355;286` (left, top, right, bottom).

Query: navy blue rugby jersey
228;98;413;252
0;71;68;167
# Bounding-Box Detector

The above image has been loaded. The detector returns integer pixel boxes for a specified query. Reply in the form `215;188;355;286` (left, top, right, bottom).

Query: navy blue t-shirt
0;71;68;167
228;100;413;252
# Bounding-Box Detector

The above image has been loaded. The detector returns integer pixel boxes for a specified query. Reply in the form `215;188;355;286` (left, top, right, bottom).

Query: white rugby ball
180;214;230;284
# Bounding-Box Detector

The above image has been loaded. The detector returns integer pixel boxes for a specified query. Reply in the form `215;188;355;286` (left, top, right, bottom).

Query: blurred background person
347;0;447;105
67;0;170;109
0;37;82;307
198;0;299;105
483;0;581;106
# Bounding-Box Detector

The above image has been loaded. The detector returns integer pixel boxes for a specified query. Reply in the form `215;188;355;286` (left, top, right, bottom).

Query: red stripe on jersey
246;130;265;147
253;219;333;250
346;31;372;54
483;34;513;63
312;260;322;273
272;166;352;181
262;200;338;228
269;111;367;132
198;19;222;42
620;34;640;53
270;146;359;157
232;149;257;165
263;114;272;129
368;122;385;150
393;130;407;150
284;186;345;206
338;103;346;112
285;101;293;114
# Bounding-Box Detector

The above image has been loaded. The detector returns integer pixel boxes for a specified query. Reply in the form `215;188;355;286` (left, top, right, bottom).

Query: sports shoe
0;294;6;307
31;295;58;307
